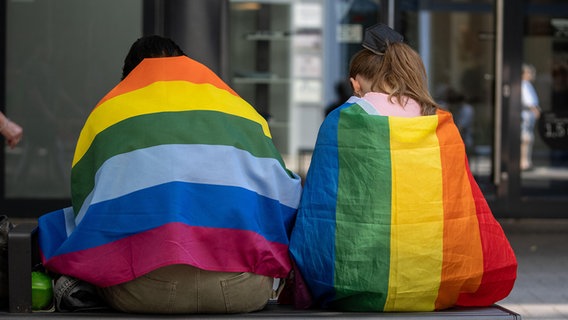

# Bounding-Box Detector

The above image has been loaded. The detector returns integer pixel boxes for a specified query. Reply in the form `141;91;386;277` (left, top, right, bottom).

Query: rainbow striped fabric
38;56;302;287
289;97;517;311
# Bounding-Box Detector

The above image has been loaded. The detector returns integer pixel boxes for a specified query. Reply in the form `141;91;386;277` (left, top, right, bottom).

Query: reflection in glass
522;10;568;196
400;5;495;189
5;0;142;198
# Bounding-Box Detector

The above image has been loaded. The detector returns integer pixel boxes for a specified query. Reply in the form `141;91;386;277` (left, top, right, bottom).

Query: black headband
362;23;404;54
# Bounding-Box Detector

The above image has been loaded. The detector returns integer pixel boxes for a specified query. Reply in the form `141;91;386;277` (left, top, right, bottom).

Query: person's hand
1;118;23;148
531;106;541;119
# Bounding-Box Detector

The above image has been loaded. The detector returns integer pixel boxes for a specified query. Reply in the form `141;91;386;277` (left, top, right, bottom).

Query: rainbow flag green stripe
334;106;392;310
289;99;516;311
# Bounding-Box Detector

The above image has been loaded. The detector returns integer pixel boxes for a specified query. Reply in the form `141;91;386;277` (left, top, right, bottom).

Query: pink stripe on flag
44;222;291;287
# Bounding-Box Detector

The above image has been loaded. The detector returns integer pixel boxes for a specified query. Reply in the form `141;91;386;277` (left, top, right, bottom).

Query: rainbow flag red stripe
39;56;302;287
289;98;517;311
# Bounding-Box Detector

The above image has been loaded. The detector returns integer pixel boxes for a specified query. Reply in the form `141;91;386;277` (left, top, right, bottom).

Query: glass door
396;0;568;217
520;0;568;200
229;0;326;171
396;0;497;193
2;0;143;216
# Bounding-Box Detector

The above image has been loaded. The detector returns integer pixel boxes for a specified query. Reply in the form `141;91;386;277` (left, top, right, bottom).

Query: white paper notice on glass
293;80;322;104
293;54;322;78
293;3;322;29
293;33;322;51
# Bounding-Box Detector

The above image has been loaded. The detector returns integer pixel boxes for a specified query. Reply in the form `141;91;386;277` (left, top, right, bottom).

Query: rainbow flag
38;56;302;287
289;97;517;311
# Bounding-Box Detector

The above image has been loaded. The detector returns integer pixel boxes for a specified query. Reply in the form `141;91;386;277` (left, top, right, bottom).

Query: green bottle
31;271;53;310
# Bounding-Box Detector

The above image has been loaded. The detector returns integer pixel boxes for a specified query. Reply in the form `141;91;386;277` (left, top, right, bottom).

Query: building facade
2;0;568;218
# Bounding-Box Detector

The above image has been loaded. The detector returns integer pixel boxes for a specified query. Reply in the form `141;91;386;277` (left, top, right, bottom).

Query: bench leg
8;223;38;313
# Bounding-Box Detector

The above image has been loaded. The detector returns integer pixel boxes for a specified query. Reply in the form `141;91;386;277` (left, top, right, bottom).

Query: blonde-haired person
0;111;23;148
288;24;516;312
348;26;439;117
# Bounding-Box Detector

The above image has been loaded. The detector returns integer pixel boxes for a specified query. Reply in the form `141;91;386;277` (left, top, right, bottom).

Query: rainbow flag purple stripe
39;56;302;287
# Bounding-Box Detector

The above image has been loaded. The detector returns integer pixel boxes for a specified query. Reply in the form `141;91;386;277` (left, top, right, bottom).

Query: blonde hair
349;42;439;116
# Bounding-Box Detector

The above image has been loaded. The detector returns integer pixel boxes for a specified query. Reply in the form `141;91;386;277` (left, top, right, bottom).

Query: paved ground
498;218;568;320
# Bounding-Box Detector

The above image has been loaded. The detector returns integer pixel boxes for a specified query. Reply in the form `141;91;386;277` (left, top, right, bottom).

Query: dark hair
121;35;186;80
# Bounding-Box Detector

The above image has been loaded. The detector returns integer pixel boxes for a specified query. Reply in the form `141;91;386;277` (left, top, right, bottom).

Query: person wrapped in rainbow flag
289;24;517;312
38;36;302;314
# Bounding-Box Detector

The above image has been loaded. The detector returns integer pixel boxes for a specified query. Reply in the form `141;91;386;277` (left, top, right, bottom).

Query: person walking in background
445;88;475;154
0;111;23;148
521;63;541;171
288;23;517;312
324;80;353;116
37;35;302;314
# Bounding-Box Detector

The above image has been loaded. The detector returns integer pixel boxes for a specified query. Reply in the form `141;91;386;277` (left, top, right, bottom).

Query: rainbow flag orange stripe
289;98;516;311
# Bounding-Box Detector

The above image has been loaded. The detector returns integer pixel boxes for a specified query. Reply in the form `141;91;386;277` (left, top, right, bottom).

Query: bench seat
4;223;521;319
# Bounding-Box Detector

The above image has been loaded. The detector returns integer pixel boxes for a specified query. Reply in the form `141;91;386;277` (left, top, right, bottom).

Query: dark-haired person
289;24;517;312
38;35;302;314
120;35;185;80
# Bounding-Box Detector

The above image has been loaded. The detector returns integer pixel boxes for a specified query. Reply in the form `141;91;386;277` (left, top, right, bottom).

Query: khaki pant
97;264;274;314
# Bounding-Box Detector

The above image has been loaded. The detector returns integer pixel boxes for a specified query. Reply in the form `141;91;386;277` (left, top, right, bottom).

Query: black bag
0;215;14;308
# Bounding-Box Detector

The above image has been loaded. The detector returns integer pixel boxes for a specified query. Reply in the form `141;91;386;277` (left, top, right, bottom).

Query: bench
3;222;522;319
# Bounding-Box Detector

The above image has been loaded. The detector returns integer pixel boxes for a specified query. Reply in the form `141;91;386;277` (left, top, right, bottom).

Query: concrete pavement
499;218;568;320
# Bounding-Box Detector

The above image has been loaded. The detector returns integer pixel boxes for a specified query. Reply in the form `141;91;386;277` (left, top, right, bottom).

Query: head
121;35;186;80
349;25;439;116
522;63;536;82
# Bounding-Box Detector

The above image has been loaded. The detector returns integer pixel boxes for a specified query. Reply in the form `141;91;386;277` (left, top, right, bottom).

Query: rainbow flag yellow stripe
385;115;446;311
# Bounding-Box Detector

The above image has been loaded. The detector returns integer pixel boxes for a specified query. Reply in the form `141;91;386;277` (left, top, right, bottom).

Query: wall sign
538;112;568;149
